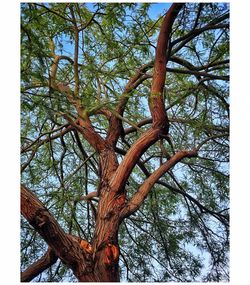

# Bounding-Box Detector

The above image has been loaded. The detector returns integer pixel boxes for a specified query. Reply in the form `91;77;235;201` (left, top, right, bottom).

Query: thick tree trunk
90;149;123;282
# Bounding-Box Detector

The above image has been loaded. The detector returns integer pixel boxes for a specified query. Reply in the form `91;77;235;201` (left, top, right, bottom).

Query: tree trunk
90;149;123;282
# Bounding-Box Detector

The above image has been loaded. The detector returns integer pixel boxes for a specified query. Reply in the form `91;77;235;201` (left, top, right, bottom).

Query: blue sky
148;2;172;19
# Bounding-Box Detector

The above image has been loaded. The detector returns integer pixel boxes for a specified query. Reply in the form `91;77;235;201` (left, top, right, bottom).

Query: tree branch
120;149;198;219
48;37;108;153
166;67;229;81
110;128;160;193
171;13;229;54
150;3;184;130
21;184;97;281
76;191;98;202
69;6;80;96
21;124;72;154
60;112;107;153
114;146;228;226
106;62;153;146
21;247;58;282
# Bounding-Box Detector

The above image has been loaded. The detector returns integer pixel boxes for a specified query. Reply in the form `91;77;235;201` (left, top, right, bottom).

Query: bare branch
166;67;229;81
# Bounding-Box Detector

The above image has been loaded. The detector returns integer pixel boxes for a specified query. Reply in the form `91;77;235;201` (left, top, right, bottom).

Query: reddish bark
120;149;198;219
150;3;184;130
21;185;98;282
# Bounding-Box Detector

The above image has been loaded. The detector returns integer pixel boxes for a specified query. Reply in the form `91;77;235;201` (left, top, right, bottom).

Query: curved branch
110;128;159;193
115;147;228;226
170;55;229;72
171;12;229;54
124;116;228;136
61;112;107;153
21;247;58;282
107;62;153;146
48;39;108;153
150;3;184;130
34;3;74;23
120;148;198;219
109;4;184;194
169;54;229;112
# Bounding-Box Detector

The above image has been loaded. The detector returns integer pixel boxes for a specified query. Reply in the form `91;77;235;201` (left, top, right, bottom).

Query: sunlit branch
120;148;197;219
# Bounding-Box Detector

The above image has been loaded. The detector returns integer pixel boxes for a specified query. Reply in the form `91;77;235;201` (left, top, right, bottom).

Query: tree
21;2;229;282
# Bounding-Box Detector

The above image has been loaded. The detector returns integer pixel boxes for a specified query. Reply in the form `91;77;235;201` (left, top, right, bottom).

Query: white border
1;0;250;284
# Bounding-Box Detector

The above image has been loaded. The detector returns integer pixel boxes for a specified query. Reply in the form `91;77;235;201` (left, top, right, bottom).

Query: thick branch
120;149;198;219
110;128;159;193
48;39;108;153
151;4;183;94
61;113;107;153
21;184;97;281
21;247;58;282
150;3;183;129
109;4;183;193
115;146;228;226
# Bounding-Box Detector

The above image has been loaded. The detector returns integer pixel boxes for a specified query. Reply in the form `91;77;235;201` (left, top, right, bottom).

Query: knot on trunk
31;208;50;229
104;243;119;266
79;239;93;255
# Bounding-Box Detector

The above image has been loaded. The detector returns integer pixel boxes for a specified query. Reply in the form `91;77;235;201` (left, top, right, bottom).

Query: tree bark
91;148;122;282
150;3;184;130
21;185;98;282
120;149;198;219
